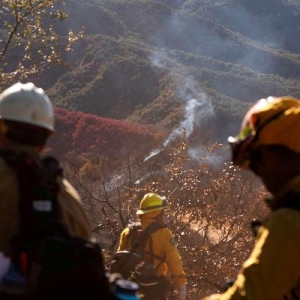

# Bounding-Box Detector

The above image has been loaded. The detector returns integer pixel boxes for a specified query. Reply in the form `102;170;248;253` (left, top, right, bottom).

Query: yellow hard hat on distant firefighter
136;193;168;215
228;96;300;169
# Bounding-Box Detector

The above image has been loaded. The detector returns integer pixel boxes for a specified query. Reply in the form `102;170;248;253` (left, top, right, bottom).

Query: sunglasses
228;134;254;168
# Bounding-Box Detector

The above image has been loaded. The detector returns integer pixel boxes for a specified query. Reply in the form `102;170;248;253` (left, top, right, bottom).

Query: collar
140;217;163;230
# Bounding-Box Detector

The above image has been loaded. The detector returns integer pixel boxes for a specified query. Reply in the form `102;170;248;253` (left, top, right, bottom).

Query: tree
63;132;269;299
0;0;83;89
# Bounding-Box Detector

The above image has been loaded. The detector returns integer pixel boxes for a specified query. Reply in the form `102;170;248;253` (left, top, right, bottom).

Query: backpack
0;150;112;299
110;222;167;296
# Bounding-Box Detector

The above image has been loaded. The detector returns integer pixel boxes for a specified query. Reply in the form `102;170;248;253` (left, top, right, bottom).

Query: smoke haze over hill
31;0;300;146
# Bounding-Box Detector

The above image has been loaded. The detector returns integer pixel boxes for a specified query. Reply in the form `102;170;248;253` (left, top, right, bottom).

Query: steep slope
101;0;300;79
39;0;300;142
46;108;158;159
183;0;300;54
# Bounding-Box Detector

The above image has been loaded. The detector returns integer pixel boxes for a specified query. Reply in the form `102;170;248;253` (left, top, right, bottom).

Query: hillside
34;0;300;144
15;2;296;298
46;108;159;159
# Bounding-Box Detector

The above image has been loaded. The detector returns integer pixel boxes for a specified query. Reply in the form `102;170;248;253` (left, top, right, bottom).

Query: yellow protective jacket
203;175;300;300
117;217;186;288
0;148;92;256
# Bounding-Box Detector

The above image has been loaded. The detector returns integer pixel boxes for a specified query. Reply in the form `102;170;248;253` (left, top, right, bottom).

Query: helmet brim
136;205;168;215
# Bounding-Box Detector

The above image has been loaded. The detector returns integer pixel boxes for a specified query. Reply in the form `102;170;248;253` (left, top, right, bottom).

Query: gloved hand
177;284;187;300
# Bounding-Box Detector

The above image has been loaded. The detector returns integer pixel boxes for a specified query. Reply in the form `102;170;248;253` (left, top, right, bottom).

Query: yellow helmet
228;96;300;169
136;193;168;215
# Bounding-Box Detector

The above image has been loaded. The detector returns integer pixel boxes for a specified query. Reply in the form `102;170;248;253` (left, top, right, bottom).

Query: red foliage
46;108;157;159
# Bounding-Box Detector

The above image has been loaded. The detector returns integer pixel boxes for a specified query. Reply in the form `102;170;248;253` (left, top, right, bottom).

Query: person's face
249;146;285;195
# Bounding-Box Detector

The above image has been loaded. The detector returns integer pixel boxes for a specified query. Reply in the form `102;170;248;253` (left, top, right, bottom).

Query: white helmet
0;82;54;131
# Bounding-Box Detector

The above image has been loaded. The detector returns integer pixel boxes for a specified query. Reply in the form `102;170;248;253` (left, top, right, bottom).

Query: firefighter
118;192;187;300
203;96;300;299
0;82;91;261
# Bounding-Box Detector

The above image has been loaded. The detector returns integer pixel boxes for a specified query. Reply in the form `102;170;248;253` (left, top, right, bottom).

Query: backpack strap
147;236;164;268
0;150;65;270
125;222;141;250
131;222;166;264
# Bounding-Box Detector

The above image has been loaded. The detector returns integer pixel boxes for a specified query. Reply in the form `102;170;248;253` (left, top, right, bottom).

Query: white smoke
148;49;168;68
144;51;215;162
145;98;210;161
144;94;214;162
188;144;229;168
164;96;214;147
144;148;161;162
